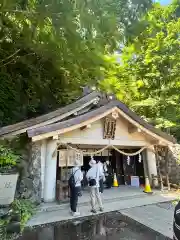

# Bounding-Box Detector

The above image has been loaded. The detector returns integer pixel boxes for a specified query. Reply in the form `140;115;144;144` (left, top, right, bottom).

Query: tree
118;0;180;140
0;0;152;126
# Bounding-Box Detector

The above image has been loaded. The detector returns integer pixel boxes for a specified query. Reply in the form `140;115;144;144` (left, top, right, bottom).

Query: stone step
28;193;177;227
38;192;156;213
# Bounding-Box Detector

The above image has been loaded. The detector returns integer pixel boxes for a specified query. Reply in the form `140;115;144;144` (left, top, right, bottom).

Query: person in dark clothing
99;178;104;193
106;174;113;188
69;160;83;217
173;201;180;239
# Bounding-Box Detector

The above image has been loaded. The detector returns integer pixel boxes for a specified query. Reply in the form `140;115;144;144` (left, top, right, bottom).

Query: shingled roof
27;100;176;144
0;91;176;144
0;91;100;138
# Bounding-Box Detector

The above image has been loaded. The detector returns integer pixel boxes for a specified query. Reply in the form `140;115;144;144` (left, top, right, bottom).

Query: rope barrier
55;141;154;157
111;145;152;156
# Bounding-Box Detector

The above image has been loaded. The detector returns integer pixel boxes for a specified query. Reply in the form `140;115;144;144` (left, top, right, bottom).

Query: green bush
0;199;36;239
11;199;35;230
0;145;20;173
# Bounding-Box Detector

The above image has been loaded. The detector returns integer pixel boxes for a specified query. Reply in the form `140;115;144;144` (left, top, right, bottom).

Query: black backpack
68;169;78;188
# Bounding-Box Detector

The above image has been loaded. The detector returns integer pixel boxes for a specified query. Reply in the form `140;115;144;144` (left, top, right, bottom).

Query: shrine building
0;90;176;203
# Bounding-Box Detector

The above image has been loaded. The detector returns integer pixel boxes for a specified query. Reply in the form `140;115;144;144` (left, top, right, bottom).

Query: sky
159;0;172;4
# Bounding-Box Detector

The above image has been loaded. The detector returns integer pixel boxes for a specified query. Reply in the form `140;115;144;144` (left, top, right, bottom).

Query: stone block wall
158;145;180;185
18;140;42;204
167;148;180;184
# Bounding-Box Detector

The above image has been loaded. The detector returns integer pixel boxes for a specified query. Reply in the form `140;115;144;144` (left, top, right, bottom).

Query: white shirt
86;164;104;188
98;162;103;172
98;162;106;181
71;167;83;187
103;162;108;173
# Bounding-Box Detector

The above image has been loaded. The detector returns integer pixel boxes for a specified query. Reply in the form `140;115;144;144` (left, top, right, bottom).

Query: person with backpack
68;159;83;217
86;159;104;213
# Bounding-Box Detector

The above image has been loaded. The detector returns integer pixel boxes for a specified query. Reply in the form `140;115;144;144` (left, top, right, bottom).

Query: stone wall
18;141;42;204
168;145;180;184
157;145;180;185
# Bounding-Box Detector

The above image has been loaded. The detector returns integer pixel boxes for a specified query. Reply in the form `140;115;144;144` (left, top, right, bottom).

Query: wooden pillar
146;146;158;184
43;139;57;202
142;149;148;177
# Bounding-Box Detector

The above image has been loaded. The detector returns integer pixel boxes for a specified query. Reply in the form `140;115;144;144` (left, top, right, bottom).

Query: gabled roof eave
28;103;176;145
0;91;100;138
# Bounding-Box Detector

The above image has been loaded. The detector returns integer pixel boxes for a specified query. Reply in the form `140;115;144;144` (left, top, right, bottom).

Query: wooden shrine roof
28;100;176;144
0;90;176;144
0;91;100;137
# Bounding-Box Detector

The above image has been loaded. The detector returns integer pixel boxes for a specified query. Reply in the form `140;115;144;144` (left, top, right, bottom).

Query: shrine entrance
55;145;145;203
111;149;145;186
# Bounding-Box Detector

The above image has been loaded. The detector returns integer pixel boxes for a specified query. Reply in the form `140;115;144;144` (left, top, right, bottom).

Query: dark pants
99;179;104;193
70;187;79;212
106;175;113;188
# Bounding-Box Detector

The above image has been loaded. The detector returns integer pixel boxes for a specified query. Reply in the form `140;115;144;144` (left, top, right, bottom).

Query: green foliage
0;199;35;239
0;218;10;240
99;54;139;102
0;0;152;126
11;199;35;230
117;0;180;140
0;145;20;173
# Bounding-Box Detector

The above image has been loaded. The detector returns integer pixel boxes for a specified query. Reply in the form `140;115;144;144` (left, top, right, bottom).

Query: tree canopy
118;0;180;140
0;0;152;126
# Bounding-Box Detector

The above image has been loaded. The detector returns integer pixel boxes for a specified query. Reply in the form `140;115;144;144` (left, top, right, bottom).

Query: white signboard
0;174;18;205
67;150;83;166
59;150;83;167
131;176;140;187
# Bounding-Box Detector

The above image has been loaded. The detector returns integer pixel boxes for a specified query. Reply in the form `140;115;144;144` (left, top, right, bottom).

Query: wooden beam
53;135;59;140
128;125;137;134
128;125;141;134
80;124;91;130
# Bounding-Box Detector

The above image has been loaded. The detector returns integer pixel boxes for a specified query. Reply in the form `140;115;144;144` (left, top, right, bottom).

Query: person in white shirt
69;159;83;217
97;160;105;193
86;159;104;213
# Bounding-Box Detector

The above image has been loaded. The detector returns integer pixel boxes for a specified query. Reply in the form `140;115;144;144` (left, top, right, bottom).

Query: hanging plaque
59;149;83;166
67;150;83;166
67;150;75;166
59;150;68;167
103;117;116;139
75;151;83;166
